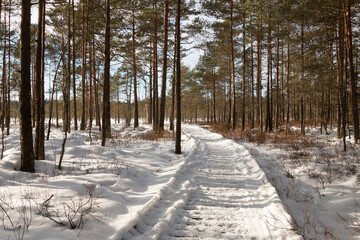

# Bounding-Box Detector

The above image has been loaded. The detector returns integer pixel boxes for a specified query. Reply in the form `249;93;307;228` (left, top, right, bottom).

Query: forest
0;0;359;239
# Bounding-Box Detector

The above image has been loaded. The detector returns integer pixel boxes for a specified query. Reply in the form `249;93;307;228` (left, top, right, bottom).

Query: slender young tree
20;0;35;172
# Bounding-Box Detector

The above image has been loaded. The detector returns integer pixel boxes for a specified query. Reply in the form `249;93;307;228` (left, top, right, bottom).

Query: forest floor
0;121;358;240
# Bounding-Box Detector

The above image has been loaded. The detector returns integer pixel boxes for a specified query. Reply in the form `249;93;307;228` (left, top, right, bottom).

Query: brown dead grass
139;130;175;141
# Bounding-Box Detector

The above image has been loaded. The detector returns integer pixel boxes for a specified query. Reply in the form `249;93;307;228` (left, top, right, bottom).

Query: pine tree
20;0;35;172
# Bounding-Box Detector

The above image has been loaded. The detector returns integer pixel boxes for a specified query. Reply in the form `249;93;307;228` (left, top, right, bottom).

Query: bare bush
36;184;99;229
0;188;34;240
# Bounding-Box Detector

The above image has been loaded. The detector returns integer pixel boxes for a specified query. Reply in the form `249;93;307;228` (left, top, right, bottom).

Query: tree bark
170;32;176;131
265;3;272;132
175;0;181;154
20;0;35;172
72;0;78;130
230;0;236;130
300;20;305;136
241;0;246;130
132;9;139;129
80;0;88;131
159;0;169;131
286;21;291;134
153;0;159;131
102;0;111;146
257;6;263;132
343;0;359;143
34;0;45;160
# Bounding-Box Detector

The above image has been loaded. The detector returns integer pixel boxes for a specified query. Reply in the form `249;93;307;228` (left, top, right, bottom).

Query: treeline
0;0;359;171
2;0;188;172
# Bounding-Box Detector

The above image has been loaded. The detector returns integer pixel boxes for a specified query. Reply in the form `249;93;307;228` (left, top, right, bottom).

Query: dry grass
139;130;175;141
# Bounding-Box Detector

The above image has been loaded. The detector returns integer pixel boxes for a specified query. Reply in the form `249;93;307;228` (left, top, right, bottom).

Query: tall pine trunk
175;0;181;154
20;0;35;172
102;0;111;146
34;0;45;160
132;9;139;129
153;0;159;131
72;0;78;130
300;20;305;136
159;0;169;131
230;0;236;130
343;0;359;143
80;0;88;131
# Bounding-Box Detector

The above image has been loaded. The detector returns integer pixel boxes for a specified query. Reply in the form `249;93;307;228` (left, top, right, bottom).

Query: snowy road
118;125;302;240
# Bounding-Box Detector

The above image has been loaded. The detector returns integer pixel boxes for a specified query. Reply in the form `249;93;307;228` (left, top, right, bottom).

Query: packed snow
0;121;358;240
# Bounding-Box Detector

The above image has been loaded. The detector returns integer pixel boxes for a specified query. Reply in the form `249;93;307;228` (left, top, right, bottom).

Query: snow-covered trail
118;125;302;240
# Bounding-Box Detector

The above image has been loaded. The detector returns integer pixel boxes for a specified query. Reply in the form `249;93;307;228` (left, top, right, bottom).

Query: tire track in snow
117;125;302;240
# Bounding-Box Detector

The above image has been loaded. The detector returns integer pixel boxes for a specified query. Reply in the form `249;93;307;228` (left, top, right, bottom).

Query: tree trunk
257;6;263;132
230;0;236;130
343;0;359;143
6;1;11;136
241;0;246;131
250;16;255;130
153;0;159;131
212;68;216;123
286;21;291;134
132;9;139;129
159;0;169;131
170;32;176;131
149;49;153;124
175;0;181;154
300;20;305;136
266;4;272;132
89;32;93;129
80;0;88;131
34;0;45;160
1;9;7;139
102;0;111;146
20;0;35;172
72;0;78;130
275;19;280;130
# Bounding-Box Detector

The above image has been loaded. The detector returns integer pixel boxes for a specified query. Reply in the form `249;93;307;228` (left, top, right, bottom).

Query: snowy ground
0;122;304;240
206;124;360;239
